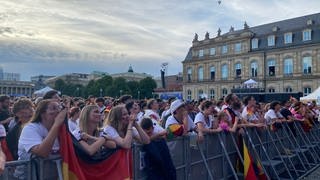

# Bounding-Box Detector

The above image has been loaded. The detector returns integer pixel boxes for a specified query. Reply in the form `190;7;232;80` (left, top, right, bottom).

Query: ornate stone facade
182;13;320;100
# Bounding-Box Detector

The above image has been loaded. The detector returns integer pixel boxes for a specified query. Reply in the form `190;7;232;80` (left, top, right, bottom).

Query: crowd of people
0;91;319;179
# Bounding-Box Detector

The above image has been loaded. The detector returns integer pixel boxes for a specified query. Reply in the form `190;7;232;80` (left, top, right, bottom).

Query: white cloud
0;0;319;80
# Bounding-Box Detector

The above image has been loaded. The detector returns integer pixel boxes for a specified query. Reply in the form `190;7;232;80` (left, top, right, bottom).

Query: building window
198;66;204;81
250;61;258;77
209;89;215;99
284;58;293;75
222;45;228;54
303;56;312;74
198;89;204;99
187;90;192;100
268;35;275;46
235;63;241;78
210;66;215;80
269;88;275;93
235;43;241;53
267;59;276;76
222;88;228;97
304;87;311;96
221;64;228;79
284;33;292;44
210;48;216;55
303;29;311;41
199;49;204;57
285;87;292;92
251;38;258;49
187;67;192;81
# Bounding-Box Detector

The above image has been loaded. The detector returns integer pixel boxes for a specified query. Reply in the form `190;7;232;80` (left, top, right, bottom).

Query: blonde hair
79;105;99;136
30;99;52;123
104;105;127;137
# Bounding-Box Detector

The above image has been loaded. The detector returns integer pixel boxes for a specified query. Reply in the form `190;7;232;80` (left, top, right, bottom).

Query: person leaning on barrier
15;99;67;178
264;101;286;130
72;105;116;156
18;100;67;158
103;105;150;149
6;98;34;160
195;100;222;142
140;117;177;180
165;100;192;138
216;111;239;132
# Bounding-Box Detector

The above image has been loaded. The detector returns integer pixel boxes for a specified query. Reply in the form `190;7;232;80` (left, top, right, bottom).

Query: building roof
252;13;320;36
184;12;320;62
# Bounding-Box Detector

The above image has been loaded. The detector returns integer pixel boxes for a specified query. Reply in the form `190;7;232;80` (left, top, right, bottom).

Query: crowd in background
0;91;319;179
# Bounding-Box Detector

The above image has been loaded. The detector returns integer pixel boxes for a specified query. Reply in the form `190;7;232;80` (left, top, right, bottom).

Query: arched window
303;56;312;74
209;89;215;99
267;59;276;76
187;67;192;81
210;66;215;80
251;61;258;77
235;63;241;78
198;89;204;99
222;88;228;97
268;88;275;93
284;58;293;75
304;87;312;96
221;64;228;79
285;87;292;92
187;90;192;100
198;66;204;81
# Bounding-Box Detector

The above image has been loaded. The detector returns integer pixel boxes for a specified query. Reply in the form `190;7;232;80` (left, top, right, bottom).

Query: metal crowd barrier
0;121;319;180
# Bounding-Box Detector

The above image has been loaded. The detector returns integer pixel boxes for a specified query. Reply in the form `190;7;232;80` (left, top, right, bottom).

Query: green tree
54;79;66;93
127;81;140;99
139;77;157;98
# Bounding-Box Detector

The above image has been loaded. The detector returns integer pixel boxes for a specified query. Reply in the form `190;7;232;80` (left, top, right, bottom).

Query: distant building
110;65;153;82
45;73;96;87
154;72;183;99
183;13;320;100
0;66;20;81
31;75;55;90
0;80;35;97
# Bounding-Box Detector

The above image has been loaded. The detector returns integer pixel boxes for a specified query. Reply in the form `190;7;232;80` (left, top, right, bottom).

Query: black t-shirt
280;108;292;120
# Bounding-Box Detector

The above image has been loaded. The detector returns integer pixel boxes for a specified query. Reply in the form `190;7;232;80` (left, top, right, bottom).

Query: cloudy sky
0;0;319;81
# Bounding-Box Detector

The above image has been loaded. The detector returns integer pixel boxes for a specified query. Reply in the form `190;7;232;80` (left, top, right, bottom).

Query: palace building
182;13;320;100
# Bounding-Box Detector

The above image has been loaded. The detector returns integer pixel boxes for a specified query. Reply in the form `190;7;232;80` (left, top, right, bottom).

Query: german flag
243;139;257;180
59;121;132;180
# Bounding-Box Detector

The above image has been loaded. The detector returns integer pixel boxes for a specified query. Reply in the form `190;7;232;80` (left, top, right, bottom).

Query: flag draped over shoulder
59;122;133;180
243;139;257;180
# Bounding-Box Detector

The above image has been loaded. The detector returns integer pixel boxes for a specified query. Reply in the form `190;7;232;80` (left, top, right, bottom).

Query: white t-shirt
103;125;139;140
0;124;6;138
194;112;213;129
264;109;283;125
241;106;259;122
165;115;195;132
144;109;161;122
18;122;59;161
68;119;79;133
71;127;105;141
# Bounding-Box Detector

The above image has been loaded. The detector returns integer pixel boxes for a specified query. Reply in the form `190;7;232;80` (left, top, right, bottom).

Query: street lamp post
138;90;140;100
100;88;103;97
120;89;123;97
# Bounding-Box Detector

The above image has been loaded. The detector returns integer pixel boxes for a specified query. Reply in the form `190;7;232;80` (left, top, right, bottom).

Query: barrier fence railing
0;121;319;180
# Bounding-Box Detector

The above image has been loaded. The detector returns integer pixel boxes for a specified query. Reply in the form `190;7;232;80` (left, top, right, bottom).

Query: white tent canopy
243;79;257;85
33;86;55;97
300;86;320;104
